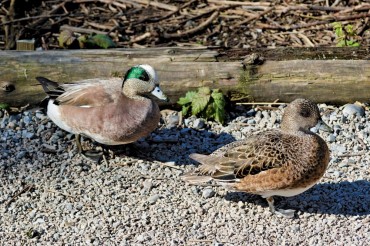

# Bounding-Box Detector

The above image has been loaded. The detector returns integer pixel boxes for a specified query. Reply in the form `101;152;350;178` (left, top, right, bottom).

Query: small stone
65;203;73;211
191;186;199;195
7;122;16;129
202;188;215;198
310;127;318;133
143;179;153;191
246;109;255;116
261;111;270;119
28;210;37;219
184;118;191;127
247;119;256;124
167;115;179;128
16;151;27;159
331;144;346;154
22;131;35;139
148;194;160;204
36;112;47;120
193;119;205;129
23;116;32;125
136;234;145;242
342;104;365;117
9;114;21;122
326;134;336;143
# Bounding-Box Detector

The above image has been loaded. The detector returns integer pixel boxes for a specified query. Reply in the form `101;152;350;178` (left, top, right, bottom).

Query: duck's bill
151;86;169;102
316;119;333;133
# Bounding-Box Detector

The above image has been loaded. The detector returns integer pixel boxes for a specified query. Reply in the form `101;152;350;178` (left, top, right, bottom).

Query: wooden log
0;47;369;107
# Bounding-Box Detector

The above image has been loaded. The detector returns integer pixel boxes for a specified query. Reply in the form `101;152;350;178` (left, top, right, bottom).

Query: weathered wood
0;47;369;107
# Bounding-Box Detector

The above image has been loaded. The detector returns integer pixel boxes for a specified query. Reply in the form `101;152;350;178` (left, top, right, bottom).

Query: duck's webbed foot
266;196;295;218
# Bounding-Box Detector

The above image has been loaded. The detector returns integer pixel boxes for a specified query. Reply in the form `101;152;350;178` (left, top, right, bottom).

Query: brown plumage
182;98;331;217
36;64;168;152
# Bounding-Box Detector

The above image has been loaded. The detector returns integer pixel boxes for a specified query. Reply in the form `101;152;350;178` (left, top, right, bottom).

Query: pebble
202;188;215;198
147;194;161;204
167;115;180;128
193;118;205;129
23;116;32;125
342;104;365;117
326;134;336;142
142;179;153;191
16;151;27;159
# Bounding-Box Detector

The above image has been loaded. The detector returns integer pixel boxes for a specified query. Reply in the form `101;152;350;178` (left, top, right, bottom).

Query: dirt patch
1;0;369;50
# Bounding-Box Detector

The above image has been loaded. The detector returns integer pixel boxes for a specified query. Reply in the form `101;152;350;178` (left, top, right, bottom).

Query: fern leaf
197;87;211;96
177;91;197;105
182;104;191;116
191;94;210;115
211;90;226;124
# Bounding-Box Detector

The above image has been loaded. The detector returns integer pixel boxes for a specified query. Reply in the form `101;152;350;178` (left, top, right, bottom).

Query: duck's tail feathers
36;77;65;99
182;153;238;186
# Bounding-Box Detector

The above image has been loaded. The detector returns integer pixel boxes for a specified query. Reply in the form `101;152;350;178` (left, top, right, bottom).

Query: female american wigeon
182;98;331;217
36;64;168;157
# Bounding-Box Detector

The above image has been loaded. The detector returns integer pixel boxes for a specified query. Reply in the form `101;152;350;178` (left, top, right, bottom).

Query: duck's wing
183;131;290;184
37;77;122;107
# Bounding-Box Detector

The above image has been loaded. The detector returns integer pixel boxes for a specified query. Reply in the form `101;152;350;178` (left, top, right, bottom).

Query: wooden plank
0;47;369;107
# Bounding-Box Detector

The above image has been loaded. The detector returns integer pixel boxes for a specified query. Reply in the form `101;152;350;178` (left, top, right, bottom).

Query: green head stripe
124;67;150;82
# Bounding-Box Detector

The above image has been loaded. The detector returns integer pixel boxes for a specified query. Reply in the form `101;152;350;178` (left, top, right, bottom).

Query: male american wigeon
182;98;332;217
37;64;168;158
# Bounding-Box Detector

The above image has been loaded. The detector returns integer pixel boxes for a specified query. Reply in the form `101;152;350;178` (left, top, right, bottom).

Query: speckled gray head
282;98;332;132
123;64;168;101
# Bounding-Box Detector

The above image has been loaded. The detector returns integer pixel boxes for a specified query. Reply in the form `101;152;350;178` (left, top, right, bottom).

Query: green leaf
80;34;116;49
332;22;343;38
204;102;215;120
197;87;211;96
182;104;191;117
177;91;197;105
0;103;9;110
211;90;226;124
58;30;78;49
191;94;210;115
345;25;355;36
346;40;360;47
336;40;346;47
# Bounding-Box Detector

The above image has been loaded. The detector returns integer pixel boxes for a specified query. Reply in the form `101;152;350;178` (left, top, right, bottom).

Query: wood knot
1;82;15;93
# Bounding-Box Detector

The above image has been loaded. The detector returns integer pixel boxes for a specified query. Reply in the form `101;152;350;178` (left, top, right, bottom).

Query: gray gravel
0;102;369;245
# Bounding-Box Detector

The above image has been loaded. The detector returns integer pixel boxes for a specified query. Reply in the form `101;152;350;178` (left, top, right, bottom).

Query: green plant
78;33;116;49
0;103;9;110
177;87;226;124
58;30;116;49
332;22;360;47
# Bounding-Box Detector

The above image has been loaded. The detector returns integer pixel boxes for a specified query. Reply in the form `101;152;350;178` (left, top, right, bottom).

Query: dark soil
1;0;369;50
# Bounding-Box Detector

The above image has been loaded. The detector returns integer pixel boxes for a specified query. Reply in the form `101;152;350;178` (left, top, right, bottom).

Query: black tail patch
36;76;65;99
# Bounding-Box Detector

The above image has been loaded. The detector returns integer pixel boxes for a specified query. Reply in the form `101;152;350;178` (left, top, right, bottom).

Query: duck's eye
300;107;311;117
139;72;150;81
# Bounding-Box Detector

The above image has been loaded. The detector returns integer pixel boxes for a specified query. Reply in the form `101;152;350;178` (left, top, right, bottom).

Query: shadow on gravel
127;128;236;165
224;180;370;216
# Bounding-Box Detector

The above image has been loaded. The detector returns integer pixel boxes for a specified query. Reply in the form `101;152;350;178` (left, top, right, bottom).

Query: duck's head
281;98;332;133
122;64;169;101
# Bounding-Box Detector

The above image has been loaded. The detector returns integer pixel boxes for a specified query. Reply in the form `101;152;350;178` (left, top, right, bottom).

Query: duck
182;98;331;217
36;64;168;158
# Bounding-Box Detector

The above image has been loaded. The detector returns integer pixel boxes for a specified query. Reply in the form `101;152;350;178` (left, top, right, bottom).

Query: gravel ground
0;102;369;245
